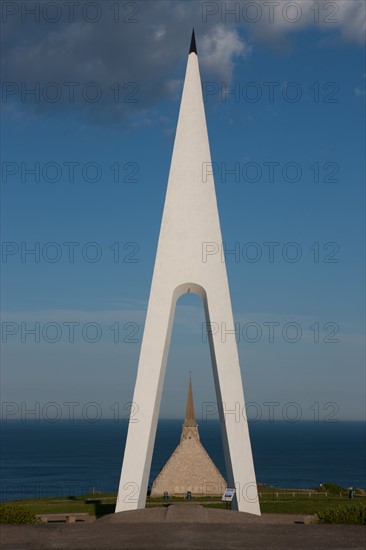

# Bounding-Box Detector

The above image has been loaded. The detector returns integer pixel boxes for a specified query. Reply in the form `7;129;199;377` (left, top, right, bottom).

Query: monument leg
115;288;177;512
204;288;261;515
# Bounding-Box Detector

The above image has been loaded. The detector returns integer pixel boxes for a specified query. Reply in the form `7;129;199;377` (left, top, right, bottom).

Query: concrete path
99;504;314;524
1;505;365;549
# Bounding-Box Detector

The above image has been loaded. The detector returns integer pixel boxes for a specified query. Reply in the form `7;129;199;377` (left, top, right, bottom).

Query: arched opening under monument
150;290;227;499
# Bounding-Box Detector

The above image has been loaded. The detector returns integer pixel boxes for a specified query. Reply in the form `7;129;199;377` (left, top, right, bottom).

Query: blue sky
1;1;365;421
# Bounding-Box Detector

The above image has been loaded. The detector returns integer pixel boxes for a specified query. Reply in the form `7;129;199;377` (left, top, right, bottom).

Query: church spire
183;376;197;427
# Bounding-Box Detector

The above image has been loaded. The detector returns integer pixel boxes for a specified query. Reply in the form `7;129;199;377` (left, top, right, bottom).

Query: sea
0;420;365;502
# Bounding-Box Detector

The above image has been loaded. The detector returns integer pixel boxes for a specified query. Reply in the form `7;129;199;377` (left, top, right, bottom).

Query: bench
36;513;95;523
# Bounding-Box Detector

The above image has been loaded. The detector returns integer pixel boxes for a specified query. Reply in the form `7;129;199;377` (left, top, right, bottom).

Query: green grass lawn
260;498;365;514
6;494;116;517
5;491;366;518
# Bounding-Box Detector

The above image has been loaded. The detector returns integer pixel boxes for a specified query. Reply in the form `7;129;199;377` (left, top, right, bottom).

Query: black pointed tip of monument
189;28;197;55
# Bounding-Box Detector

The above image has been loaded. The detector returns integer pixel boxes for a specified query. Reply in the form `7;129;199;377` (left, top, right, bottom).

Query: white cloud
154;27;166;41
200;25;252;81
2;0;364;126
335;0;366;44
245;0;365;46
354;87;366;96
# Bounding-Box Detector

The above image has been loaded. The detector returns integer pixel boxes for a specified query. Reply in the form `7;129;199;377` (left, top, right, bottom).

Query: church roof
150;377;226;497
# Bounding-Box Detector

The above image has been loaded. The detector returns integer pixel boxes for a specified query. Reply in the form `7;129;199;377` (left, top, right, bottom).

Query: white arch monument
116;31;260;515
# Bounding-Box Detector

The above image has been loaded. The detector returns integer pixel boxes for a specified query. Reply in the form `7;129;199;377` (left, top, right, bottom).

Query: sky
1;0;365;422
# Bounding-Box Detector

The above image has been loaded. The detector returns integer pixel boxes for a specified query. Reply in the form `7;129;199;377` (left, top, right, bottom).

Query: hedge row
317;505;366;525
0;503;38;524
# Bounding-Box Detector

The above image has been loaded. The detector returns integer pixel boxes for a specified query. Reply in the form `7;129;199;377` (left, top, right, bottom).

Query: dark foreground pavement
1;505;365;549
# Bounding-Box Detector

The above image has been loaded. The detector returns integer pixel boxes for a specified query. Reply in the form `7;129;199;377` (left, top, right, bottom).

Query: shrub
317;504;366;525
0;502;38;524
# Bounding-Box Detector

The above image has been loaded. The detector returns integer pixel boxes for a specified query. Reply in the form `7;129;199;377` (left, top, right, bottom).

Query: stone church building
150;379;227;497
